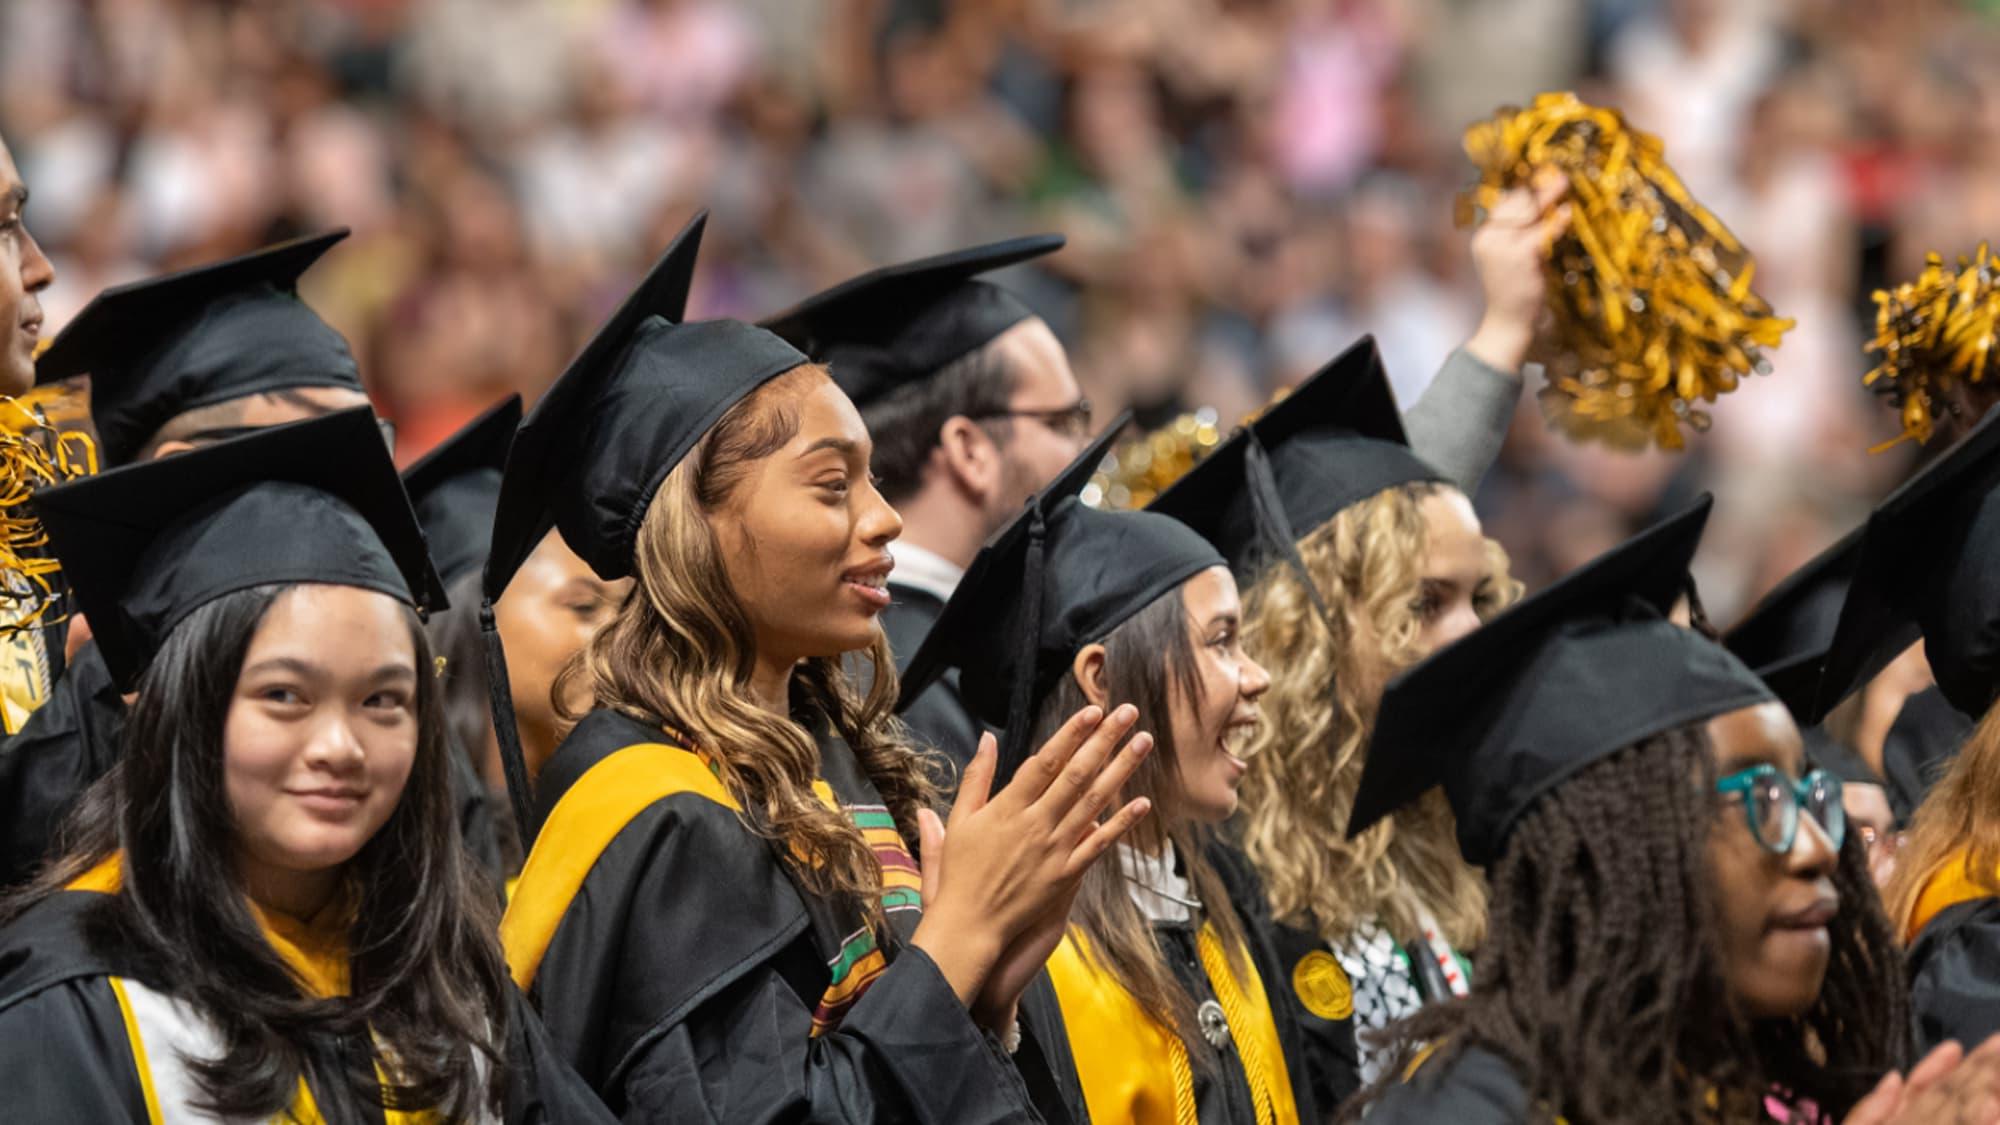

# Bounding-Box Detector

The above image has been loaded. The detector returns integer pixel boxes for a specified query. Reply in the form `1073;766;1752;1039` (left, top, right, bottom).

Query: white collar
1118;839;1196;924
889;542;965;604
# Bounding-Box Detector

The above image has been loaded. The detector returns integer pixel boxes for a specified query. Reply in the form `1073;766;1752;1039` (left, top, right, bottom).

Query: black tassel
1244;436;1334;633
481;598;536;846
997;509;1048;787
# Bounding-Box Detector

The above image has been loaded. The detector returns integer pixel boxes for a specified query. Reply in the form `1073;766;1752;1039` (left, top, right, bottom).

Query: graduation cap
1722;527;1862;719
1151;337;1444;577
481;213;809;841
1811;408;2000;724
402;396;521;589
899;413;1224;780
31;407;444;691
1882;685;1973;827
761;235;1064;407
1348;495;1775;866
36;231;363;467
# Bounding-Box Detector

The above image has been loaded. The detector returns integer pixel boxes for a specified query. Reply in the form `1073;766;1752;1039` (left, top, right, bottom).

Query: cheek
361;720;418;803
222;707;300;816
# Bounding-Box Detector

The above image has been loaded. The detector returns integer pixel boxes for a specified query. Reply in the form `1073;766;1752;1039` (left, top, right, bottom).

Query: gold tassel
0;393;97;636
1863;244;2000;449
1458;92;1793;451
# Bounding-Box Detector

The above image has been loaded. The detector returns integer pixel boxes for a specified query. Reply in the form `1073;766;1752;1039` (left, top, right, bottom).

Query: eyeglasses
970;398;1094;440
180;416;398;453
1715;764;1846;856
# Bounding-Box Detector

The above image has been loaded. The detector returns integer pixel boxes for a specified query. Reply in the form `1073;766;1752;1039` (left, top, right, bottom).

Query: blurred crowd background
4;0;1995;621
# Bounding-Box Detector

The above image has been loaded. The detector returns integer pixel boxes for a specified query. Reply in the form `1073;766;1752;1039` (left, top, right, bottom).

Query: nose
20;224;52;293
1240;651;1272;702
1787;806;1840;879
859;478;903;547
302;715;367;774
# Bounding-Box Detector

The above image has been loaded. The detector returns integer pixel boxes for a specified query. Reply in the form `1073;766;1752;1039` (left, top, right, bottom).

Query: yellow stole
1046;926;1300;1125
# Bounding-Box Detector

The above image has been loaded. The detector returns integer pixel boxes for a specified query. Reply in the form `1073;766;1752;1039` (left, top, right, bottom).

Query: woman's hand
1463;169;1571;376
1845;1036;2000;1124
911;708;1154;1016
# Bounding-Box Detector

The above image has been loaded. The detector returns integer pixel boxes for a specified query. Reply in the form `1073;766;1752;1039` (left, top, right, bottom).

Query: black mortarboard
402;396;521;588
1153;337;1444;573
1349;495;1775;866
1805;727;1881;789
32;407;443;691
482;213;808;841
1723;527;1862;718
900;413;1223;780
36;231;364;467
1812;408;2000;723
761;235;1064;407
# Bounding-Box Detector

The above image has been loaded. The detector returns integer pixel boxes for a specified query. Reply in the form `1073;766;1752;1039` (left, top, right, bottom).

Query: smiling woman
0;409;611;1123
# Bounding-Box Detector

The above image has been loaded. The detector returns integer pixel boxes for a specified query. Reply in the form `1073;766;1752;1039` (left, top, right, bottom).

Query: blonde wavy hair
1886;700;2000;939
558;366;936;919
1237;481;1518;950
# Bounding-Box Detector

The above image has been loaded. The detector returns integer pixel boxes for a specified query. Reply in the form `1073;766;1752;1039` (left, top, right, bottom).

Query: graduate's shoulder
0;888;129;1015
1366;1042;1532;1124
531;708;753;842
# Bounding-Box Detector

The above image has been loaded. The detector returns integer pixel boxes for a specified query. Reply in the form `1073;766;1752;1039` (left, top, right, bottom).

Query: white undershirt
889;542;966;605
1118;840;1195;924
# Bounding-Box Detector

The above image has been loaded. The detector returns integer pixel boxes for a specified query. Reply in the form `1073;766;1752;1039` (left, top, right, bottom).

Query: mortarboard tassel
480;598;536;846
1242;435;1334;633
1459;92;1792;451
0;390;96;636
997;509;1048;787
1863;243;2000;449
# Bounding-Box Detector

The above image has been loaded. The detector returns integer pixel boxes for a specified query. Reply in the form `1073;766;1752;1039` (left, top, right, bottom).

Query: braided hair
1343;725;1908;1124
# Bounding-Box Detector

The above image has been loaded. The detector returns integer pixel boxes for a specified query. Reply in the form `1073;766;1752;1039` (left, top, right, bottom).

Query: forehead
994;317;1077;400
790;371;869;445
0;138;20;196
1706;701;1805;773
1179;565;1239;618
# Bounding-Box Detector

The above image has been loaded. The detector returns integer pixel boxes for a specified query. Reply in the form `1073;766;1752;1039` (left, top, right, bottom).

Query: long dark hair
7;583;513;1119
1030;584;1254;1063
1342;726;1909;1124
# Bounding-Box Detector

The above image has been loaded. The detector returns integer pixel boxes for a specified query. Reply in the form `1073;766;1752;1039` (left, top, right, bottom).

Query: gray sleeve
1400;347;1526;495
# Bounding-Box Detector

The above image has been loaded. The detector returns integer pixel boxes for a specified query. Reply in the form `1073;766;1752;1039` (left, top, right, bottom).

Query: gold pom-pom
1459;92;1793;451
1085;408;1227;511
1863;244;2000;450
0;397;96;636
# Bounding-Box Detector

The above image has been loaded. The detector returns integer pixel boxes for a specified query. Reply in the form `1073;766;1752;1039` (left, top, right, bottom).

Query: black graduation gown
882;582;984;771
1363;1044;1531;1123
1908;895;2000;1053
0;886;613;1123
0;639;504;889
500;707;1044;1123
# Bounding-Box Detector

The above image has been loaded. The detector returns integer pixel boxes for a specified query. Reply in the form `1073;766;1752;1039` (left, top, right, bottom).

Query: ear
1070;643;1111;709
934;415;1002;505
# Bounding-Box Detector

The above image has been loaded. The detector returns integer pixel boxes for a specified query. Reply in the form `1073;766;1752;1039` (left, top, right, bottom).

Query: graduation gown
499;707;1043;1122
1905;853;2000;1052
882;582;984;771
0;866;612;1122
1035;841;1335;1125
1363;1044;1531;1123
0;639;503;889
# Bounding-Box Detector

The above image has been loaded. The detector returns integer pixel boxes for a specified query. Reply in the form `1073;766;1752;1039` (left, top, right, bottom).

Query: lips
288;787;366;814
1769;894;1839;932
842;557;895;611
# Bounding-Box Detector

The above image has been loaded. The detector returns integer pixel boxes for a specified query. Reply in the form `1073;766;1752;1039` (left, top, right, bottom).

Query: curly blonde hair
1237;481;1518;950
559;366;935;920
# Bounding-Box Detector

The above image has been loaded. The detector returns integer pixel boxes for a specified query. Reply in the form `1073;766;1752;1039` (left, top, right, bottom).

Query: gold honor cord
1865;244;2000;449
1459;92;1793;451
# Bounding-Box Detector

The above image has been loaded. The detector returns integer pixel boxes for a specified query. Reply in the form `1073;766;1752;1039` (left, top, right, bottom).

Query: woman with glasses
1338;502;2000;1125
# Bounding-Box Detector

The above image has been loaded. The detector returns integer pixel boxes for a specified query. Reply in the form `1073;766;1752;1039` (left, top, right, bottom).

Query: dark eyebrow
243;656;416;683
800;436;868;459
1;185;24;212
1202;610;1240;632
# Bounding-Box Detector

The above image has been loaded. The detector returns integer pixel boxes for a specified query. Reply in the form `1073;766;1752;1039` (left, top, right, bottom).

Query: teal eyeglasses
1715;764;1846;856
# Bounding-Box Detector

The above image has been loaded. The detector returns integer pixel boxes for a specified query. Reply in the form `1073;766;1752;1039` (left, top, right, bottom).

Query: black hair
1342;726;1908;1124
8;583;513;1118
858;335;1017;504
427;569;520;870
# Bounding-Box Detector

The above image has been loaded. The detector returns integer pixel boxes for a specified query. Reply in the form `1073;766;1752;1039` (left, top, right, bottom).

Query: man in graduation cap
764;183;1564;766
0;231;385;886
0;135;54;398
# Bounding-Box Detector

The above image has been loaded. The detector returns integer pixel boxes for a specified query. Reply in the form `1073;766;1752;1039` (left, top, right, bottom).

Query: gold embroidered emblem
1292;950;1353;1021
